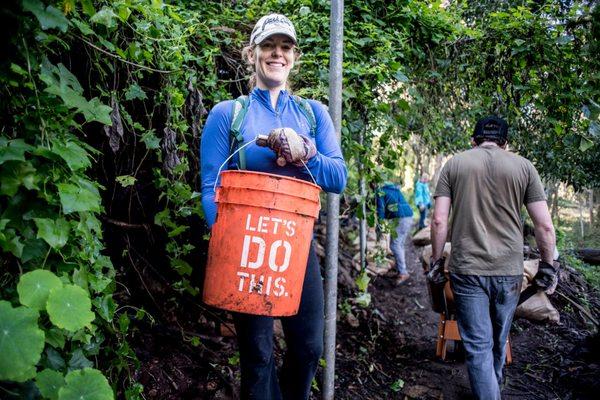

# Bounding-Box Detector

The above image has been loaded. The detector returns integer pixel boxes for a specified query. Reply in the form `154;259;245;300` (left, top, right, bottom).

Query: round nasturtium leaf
46;285;95;332
58;368;114;400
36;369;65;400
0;300;45;382
17;269;63;310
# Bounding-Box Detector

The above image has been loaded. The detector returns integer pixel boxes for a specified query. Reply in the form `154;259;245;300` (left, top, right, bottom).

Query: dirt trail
332;240;600;400
125;229;599;399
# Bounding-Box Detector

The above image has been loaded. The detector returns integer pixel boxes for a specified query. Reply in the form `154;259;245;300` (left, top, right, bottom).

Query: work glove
266;127;317;167
426;257;447;286
533;260;559;295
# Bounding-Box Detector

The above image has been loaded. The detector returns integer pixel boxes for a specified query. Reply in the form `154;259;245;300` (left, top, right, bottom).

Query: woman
200;14;347;400
414;173;431;230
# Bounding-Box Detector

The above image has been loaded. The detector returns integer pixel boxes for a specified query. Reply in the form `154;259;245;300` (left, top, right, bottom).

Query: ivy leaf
45;347;66;370
34;218;71;249
41;62;112;125
0;139;34;164
71;18;94;35
355;270;371;292
57;182;101;214
47;285;95;332
68;349;94;370
80;0;96;17
22;0;69;33
17;269;63;310
0;229;25;258
579;137;594;152
390;378;405;392
93;295;116;322
52;141;91;171
0;301;45;382
21;238;49;263
171;259;192;276
124;83;147;101
116;175;136;187
354;292;371;308
36;369;65;400
141;130;160;150
0;160;38;196
90;7;118;29
82;97;113;125
45;327;66;349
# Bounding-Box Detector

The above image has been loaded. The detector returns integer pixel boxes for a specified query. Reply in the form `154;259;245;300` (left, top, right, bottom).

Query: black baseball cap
473;116;508;141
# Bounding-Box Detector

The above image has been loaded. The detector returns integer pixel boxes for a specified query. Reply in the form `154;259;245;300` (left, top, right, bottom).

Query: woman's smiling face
249;34;296;91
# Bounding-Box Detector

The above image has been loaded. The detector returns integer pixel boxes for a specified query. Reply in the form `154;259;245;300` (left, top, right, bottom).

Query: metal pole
323;0;344;399
359;130;367;271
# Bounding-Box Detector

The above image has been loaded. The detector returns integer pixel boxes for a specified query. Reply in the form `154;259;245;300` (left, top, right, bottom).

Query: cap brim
254;31;297;45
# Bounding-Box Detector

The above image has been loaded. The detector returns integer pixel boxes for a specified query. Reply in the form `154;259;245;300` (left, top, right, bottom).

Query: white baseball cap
250;14;297;45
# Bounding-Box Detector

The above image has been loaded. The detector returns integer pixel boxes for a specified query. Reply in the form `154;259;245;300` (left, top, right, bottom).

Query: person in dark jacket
376;181;414;284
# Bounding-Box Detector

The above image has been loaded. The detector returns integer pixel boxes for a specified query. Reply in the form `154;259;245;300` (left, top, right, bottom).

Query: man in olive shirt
431;116;556;400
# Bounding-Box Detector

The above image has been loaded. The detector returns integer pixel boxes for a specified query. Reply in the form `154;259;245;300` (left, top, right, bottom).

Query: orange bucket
203;170;321;316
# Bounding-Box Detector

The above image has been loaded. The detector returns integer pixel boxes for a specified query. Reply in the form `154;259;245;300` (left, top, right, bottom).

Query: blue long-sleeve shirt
201;88;347;227
376;183;413;219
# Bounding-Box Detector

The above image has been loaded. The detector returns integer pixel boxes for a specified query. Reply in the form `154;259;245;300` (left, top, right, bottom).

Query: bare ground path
332;240;600;400
125;227;599;399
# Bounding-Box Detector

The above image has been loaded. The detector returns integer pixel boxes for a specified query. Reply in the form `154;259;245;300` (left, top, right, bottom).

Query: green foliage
1;0;598;396
46;285;95;332
0;301;45;382
17;269;63;310
36;369;65;400
390;378;405;392
58;368;114;400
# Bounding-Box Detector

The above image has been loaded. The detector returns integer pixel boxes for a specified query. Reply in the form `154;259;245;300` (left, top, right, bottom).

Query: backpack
380;185;400;219
229;95;317;169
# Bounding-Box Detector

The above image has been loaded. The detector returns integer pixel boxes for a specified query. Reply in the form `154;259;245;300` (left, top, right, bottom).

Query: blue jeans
233;242;324;400
450;273;522;400
390;216;413;275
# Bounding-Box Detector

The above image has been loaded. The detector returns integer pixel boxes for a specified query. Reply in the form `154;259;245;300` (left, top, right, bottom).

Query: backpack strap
230;95;250;169
292;95;317;137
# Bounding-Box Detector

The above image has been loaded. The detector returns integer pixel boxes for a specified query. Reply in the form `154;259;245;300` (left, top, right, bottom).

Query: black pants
233;242;324;400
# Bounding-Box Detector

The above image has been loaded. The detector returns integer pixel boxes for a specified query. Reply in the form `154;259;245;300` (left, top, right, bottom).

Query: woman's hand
266;127;316;166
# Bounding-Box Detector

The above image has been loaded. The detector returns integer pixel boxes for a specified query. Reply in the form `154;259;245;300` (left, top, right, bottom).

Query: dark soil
332;242;600;400
123;220;600;400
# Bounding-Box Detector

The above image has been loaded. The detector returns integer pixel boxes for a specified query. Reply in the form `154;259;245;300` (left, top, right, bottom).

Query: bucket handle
212;136;319;194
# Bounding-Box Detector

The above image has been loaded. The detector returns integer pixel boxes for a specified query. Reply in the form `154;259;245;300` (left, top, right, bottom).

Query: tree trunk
589;189;594;228
579;194;585;239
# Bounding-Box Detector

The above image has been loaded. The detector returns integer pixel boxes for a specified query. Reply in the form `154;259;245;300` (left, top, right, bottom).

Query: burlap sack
515;291;560;323
516;259;560;323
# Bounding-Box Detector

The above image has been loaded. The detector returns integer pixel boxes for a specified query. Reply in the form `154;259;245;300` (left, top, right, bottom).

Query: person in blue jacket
414;173;432;230
200;13;347;400
376;181;414;284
